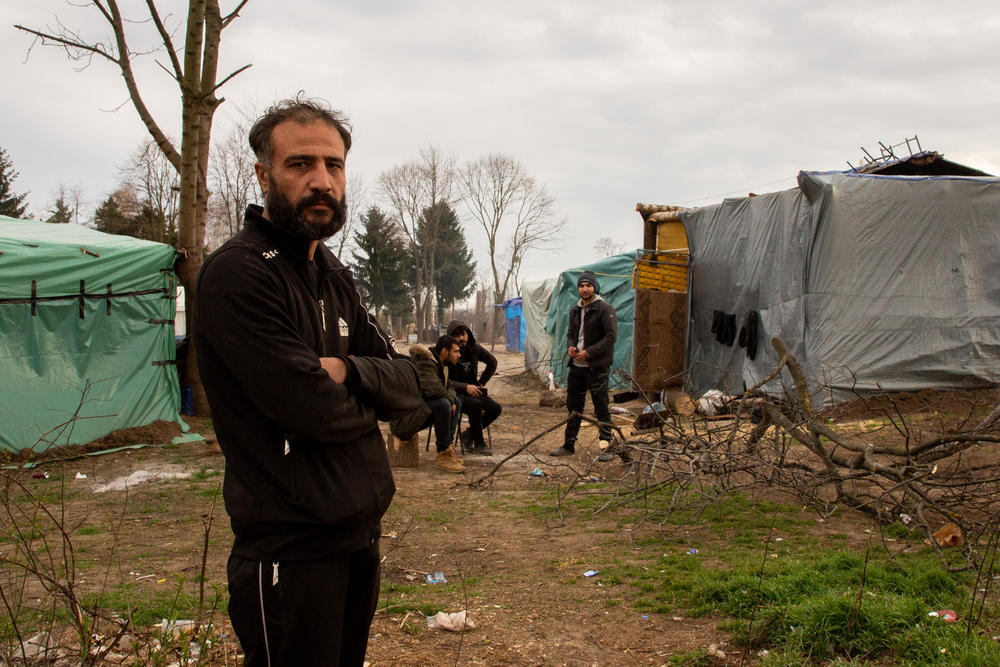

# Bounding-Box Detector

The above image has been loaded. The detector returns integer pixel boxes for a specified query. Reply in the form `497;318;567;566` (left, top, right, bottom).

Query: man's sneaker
435;449;465;474
471;442;493;456
549;446;575;457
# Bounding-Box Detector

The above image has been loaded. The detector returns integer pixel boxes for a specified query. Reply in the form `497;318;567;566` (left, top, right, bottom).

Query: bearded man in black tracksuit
446;320;501;455
549;270;618;462
195;99;420;667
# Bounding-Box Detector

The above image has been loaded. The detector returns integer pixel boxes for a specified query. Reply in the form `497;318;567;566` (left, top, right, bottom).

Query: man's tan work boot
435;448;465;474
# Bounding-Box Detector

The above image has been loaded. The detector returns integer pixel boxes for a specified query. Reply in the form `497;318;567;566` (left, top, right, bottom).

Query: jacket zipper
319;298;327;332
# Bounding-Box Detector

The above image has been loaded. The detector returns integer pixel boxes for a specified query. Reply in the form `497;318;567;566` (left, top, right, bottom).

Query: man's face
577;281;595;301
255;120;347;240
448;344;461;365
454;329;469;347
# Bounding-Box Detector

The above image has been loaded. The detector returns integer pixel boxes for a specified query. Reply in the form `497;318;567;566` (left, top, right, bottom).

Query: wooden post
386;432;420;467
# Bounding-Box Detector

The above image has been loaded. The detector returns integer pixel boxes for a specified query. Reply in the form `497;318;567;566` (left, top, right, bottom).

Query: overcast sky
4;1;999;284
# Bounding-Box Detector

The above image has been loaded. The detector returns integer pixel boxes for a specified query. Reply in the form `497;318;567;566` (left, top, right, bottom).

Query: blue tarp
502;297;525;352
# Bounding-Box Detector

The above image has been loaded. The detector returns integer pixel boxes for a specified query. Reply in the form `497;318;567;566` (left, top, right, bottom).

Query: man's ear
255;162;269;197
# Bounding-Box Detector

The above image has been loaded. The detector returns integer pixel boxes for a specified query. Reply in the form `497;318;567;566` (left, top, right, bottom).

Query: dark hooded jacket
567;295;618;370
195;205;421;561
446;320;497;393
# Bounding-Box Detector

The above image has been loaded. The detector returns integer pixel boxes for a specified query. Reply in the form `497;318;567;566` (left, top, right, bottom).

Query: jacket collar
243;204;320;262
576;294;605;308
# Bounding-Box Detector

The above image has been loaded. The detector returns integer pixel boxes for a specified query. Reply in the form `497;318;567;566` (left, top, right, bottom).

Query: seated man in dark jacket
410;335;464;474
446;320;501;455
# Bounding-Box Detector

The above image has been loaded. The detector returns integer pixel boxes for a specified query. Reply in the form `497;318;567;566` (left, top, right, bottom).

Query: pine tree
417;201;476;322
0;146;29;218
351;206;411;322
46;193;73;223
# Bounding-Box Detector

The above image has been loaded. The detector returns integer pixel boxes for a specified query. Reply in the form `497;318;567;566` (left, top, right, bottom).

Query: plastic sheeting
545;253;635;390
680;173;1000;404
521;278;556;381
0;218;181;452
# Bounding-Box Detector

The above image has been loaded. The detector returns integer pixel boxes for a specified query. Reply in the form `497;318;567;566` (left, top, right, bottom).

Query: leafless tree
326;172;366;261
120;139;180;243
594;236;626;258
378;146;456;333
459;154;564;305
17;0;251;416
207;117;256;250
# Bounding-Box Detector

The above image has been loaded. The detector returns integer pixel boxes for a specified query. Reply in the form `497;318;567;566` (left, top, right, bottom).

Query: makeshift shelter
521;277;556;381
0;218;181;452
646;171;1000;404
545;253;636;390
501;297;526;352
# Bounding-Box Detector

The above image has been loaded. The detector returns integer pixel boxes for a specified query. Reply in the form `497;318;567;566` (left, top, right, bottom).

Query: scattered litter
928;610;958;622
586;475;604;482
529;468;546;477
31;471;49;479
774;537;784;542
583;570;599;577
383;531;398;539
425;571;447;584
75;472;87;479
640;615;649;619
157;619;196;638
135;574;156;581
427;610;475;632
671;616;683;621
757;649;770;657
926;523;963;548
156;578;166;583
900;513;913;525
641;402;665;414
697;389;728;416
91;466;192;493
547;371;555;391
610;406;632;414
687;548;698;555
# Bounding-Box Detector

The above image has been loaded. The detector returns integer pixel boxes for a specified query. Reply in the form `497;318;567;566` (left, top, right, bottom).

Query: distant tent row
0;218;182;452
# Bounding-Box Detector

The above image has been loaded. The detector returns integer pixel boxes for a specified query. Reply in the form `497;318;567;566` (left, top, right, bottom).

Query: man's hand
568;346;579;359
320;357;349;383
576;349;589;361
466;384;483;397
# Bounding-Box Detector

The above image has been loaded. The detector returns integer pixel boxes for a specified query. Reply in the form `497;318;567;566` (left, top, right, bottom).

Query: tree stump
386;432;420;468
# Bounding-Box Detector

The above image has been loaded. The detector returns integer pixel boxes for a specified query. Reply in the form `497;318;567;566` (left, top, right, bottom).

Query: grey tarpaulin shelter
521;277;556;382
0;218;181;452
683;172;1000;404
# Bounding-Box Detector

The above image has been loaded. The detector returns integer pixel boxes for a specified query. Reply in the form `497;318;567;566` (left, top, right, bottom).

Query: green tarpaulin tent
545;253;635;390
0;217;181;452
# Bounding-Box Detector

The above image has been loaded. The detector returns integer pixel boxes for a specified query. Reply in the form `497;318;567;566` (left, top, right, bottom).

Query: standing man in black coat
550;270;618;462
446;320;501;455
195;98;420;666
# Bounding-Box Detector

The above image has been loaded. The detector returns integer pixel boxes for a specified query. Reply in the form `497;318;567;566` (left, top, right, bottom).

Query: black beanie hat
577;270;600;293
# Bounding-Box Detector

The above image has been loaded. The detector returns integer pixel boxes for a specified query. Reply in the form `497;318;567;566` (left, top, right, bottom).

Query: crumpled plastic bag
698;389;727;416
427;610;475;632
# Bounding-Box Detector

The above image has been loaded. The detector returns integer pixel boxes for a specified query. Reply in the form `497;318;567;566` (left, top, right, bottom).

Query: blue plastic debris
687;548;698;555
425;571;447;584
529;468;545;477
583;570;599;577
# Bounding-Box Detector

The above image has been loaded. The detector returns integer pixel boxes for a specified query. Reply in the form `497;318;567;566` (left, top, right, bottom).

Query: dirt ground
6;350;993;665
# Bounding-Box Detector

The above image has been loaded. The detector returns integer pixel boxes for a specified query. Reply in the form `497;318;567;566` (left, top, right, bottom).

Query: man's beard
265;179;347;241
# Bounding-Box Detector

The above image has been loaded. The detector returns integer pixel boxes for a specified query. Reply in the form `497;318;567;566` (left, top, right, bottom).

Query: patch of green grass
78;525;101;535
192;466;220;481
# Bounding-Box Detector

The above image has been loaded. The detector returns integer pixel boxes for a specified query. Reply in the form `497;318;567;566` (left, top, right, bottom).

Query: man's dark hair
249;94;353;168
433;335;459;358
